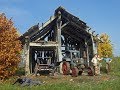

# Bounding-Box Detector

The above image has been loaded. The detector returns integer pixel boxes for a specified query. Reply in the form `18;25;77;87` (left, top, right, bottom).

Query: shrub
0;13;22;79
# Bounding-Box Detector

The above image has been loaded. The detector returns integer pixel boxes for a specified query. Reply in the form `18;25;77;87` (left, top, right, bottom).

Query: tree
0;13;22;79
97;33;113;57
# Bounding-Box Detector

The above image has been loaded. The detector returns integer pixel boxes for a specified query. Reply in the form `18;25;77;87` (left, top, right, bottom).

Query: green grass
0;57;120;90
0;76;120;90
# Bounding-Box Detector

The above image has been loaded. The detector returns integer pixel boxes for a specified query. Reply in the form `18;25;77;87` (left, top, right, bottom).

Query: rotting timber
19;6;99;76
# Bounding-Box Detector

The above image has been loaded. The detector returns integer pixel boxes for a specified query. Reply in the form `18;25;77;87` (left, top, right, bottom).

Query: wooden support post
24;36;30;75
91;35;97;55
85;39;90;67
30;47;32;73
64;37;68;50
56;11;62;62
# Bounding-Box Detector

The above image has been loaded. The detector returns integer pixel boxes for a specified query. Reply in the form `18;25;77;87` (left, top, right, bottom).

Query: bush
0;13;22;79
15;67;25;76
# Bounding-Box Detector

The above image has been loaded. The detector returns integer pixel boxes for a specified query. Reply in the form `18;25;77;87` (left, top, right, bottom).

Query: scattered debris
13;76;42;87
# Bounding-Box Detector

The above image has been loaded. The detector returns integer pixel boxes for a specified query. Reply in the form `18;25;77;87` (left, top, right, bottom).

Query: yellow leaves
0;13;22;80
98;33;113;57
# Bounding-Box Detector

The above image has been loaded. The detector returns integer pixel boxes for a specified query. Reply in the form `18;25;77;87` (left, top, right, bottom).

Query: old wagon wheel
87;67;94;76
71;67;79;77
61;61;70;75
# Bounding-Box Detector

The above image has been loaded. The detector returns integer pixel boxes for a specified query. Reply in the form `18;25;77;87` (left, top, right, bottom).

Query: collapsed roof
19;6;99;44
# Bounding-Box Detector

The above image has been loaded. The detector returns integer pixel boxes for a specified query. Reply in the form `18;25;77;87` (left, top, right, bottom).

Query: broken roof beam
87;28;91;32
19;24;39;40
63;25;90;40
86;28;99;38
62;30;84;42
29;42;58;47
70;21;87;32
55;6;86;25
61;21;69;29
92;31;95;35
29;15;56;38
30;23;53;41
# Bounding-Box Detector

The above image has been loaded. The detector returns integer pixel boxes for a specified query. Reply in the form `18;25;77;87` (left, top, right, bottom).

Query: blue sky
0;0;120;56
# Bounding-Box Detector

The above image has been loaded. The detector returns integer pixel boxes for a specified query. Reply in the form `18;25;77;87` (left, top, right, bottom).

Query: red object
71;67;78;77
87;67;94;76
62;62;70;75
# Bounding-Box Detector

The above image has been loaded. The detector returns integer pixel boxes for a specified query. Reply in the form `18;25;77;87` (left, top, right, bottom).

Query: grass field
0;57;120;90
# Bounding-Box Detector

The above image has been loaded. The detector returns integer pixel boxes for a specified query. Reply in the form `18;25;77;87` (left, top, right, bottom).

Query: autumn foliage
0;13;22;79
97;33;113;57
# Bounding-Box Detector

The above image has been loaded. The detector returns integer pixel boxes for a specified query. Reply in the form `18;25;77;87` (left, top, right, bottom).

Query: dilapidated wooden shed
20;6;99;74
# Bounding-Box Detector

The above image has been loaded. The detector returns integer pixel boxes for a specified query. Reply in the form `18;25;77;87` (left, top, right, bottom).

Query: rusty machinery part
61;61;70;75
87;67;94;76
77;64;85;75
71;67;79;77
78;69;83;75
